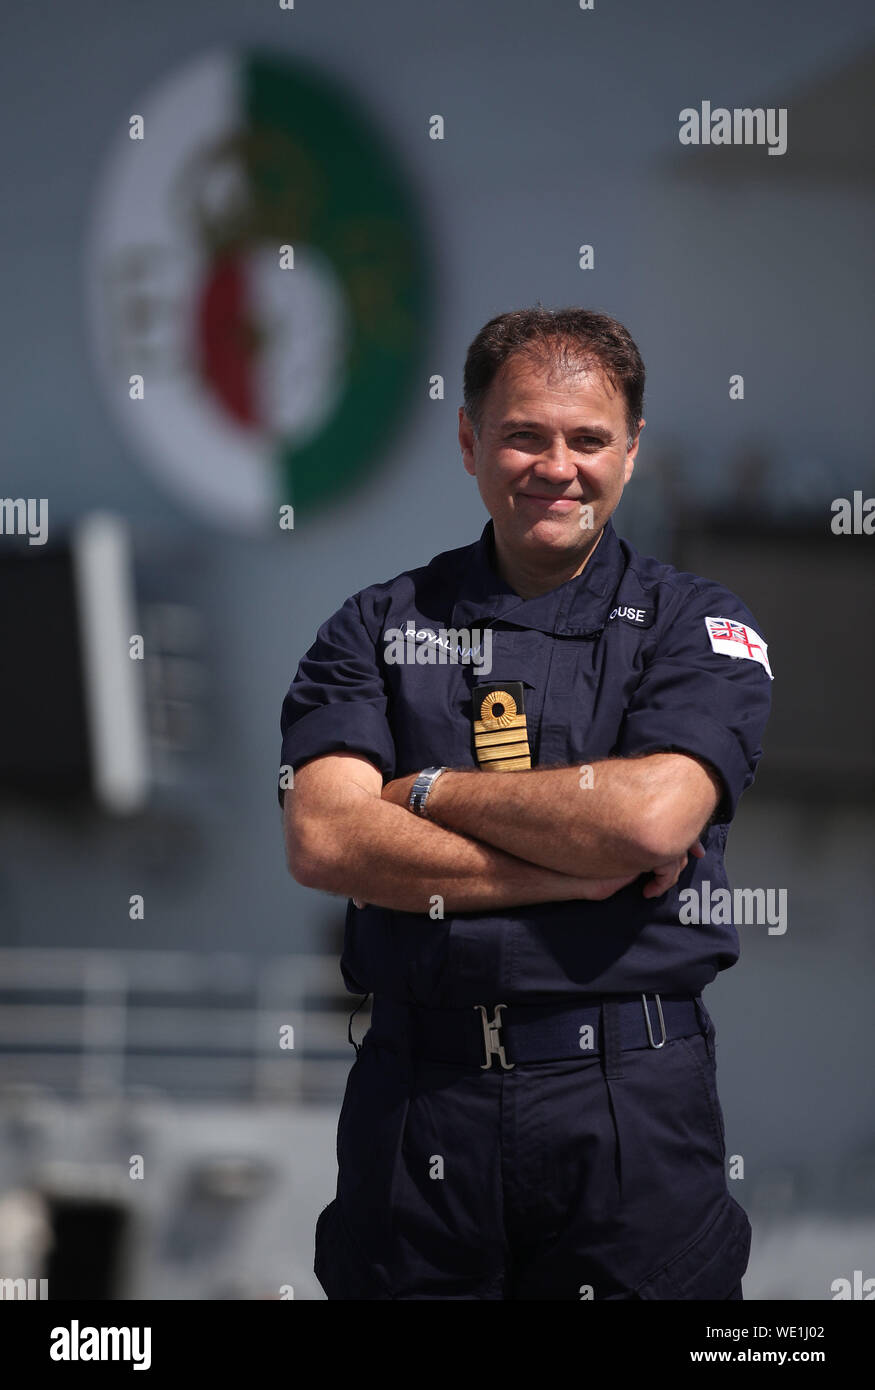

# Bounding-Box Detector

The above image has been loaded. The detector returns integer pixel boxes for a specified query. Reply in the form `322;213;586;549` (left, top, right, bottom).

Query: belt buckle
474;1003;515;1070
641;992;666;1048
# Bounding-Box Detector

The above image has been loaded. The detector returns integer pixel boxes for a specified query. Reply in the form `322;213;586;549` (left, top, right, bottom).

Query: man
279;307;773;1300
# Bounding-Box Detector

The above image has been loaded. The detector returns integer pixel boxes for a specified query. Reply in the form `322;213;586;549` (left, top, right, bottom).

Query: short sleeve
277;592;396;808
613;584;773;823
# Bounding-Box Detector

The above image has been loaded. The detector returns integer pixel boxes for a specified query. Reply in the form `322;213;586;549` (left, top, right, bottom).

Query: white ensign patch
704;616;773;680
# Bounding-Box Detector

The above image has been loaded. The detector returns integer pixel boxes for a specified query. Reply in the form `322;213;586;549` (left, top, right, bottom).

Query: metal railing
0;949;364;1103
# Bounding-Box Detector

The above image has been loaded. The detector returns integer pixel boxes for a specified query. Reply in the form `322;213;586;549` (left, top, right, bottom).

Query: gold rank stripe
474;727;530;747
480;754;532;771
476;740;531;763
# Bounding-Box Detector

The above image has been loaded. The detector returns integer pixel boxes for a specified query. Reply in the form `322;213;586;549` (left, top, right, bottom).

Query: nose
532;438;579;483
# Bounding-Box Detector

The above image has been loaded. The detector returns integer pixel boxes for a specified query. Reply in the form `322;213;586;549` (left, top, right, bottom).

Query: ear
624;417;644;483
459;407;477;477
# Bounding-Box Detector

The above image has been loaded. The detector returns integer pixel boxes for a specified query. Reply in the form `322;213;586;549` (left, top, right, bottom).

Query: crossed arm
284;750;720;914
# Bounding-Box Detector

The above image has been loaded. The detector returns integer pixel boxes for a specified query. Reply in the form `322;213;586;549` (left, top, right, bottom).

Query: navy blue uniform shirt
279;518;773;1006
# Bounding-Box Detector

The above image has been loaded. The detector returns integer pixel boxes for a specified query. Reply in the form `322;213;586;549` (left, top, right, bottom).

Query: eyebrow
499;418;615;442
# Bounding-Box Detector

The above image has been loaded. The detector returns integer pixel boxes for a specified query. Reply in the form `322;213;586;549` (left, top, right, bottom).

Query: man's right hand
640;839;705;899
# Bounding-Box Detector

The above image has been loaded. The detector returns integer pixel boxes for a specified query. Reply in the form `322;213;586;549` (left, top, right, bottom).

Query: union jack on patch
704;616;773;680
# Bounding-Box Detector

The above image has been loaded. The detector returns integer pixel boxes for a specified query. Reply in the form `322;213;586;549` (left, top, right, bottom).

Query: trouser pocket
678;1032;727;1158
634;1196;752;1300
314;1198;393;1301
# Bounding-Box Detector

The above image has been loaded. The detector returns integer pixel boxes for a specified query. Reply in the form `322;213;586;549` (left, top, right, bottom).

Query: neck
491;526;605;600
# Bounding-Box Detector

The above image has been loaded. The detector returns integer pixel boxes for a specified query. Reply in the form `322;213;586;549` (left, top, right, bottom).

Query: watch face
471;682;531;771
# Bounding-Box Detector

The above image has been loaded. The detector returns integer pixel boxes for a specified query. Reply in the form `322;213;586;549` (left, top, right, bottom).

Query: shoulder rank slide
472;681;531;771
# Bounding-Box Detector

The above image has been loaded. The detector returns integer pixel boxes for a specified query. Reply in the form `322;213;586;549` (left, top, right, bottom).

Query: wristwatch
409;765;450;818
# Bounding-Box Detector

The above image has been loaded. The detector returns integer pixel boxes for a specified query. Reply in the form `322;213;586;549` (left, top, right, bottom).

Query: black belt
368;993;707;1070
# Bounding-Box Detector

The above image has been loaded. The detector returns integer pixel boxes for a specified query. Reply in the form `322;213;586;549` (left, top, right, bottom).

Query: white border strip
71;512;149;814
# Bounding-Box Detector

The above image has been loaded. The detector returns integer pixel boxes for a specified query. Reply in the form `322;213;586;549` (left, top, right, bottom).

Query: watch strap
409;765;449;817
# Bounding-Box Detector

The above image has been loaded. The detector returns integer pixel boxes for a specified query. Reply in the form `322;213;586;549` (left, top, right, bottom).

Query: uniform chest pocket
386;660;478;775
574;634;652;764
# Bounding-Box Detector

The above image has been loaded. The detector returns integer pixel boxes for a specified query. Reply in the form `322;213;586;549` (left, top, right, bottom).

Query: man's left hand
381;772;419;810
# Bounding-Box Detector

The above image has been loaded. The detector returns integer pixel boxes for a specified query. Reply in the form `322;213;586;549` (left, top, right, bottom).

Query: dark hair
462;305;645;449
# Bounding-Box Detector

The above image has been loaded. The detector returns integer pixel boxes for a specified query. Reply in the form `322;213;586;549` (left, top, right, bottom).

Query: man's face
459;352;643;568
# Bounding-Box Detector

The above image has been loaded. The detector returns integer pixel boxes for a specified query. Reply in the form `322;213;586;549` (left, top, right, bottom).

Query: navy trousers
315;1001;751;1300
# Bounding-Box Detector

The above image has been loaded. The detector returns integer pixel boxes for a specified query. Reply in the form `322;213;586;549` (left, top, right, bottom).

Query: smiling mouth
518;494;582;506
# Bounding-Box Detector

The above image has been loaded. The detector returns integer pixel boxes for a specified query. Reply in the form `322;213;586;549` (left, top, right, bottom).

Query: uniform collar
450;516;626;636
